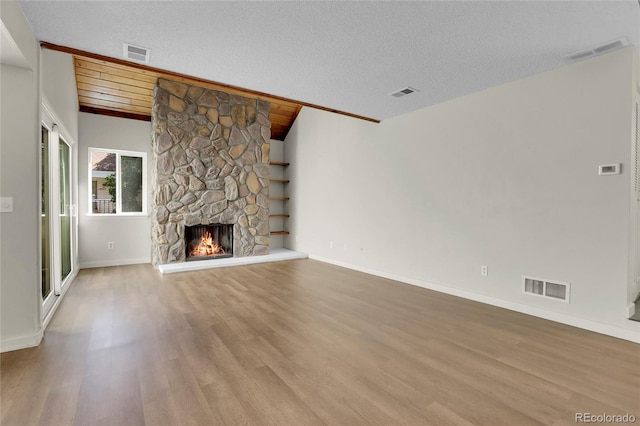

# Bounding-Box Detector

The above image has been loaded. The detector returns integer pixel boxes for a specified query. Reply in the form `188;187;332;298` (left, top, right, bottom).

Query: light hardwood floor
1;259;639;425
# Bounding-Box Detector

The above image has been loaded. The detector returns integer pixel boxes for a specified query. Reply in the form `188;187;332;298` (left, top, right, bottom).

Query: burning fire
191;232;225;257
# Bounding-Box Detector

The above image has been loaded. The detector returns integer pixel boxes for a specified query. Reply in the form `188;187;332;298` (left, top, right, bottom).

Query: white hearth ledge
158;248;307;274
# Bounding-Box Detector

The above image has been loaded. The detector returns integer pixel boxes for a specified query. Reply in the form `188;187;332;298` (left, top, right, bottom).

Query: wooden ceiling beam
42;41;380;124
79;105;151;122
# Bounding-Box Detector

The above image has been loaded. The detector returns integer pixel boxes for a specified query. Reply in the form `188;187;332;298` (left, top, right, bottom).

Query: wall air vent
390;87;419;98
523;276;570;303
566;38;628;63
123;43;150;63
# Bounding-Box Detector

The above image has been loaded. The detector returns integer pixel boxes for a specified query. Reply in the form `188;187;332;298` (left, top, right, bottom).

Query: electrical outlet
107;242;114;250
480;265;488;276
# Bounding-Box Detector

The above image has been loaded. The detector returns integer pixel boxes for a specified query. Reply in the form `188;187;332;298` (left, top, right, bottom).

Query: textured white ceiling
17;0;640;121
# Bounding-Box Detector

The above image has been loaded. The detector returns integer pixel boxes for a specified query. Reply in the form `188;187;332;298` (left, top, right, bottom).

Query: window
89;148;147;215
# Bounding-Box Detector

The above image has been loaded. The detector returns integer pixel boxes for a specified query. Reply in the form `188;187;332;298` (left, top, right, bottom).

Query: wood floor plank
423;401;477;426
162;357;217;425
73;371;112;426
1;260;638;426
199;378;250;425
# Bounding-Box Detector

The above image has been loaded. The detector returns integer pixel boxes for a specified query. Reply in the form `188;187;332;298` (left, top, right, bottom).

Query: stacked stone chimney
151;79;271;265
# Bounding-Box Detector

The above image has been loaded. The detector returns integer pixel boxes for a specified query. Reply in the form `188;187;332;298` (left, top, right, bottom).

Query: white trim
0;330;44;353
42;289;56;317
309;254;640;344
0;268;74;352
80;257;151;269
42;269;76;330
87;147;147;215
41;100;78;309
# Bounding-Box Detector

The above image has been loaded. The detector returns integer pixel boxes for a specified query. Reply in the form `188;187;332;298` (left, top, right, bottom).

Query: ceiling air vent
123;43;150;63
523;276;570;303
390;87;419;98
566;38;628;63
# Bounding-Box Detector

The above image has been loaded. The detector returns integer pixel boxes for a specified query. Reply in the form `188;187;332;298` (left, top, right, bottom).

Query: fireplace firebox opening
185;224;233;261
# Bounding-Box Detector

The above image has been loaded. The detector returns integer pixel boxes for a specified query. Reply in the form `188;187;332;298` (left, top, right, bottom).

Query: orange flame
190;231;225;257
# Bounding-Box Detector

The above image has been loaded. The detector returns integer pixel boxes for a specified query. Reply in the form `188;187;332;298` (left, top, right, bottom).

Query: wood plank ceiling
73;55;302;141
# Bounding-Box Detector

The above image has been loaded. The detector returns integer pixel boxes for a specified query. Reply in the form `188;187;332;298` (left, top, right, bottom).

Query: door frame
40;100;78;322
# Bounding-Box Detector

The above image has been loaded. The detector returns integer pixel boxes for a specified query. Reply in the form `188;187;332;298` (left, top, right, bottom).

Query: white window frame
88;147;148;216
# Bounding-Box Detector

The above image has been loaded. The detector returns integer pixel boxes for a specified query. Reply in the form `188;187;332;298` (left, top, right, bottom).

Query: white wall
0;1;37;72
286;47;640;341
629;50;640;309
41;48;80;291
78;112;152;267
42;50;78;142
0;0;41;350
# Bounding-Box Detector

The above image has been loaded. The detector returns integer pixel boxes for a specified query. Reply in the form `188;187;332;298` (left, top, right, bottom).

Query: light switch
0;197;13;213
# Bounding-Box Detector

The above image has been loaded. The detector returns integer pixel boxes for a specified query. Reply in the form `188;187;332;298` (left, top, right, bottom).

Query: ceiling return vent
390;87;419;98
566;38;628;63
523;276;570;303
123;43;151;63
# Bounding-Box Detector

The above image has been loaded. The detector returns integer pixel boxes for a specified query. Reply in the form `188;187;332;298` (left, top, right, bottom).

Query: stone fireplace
151;78;271;266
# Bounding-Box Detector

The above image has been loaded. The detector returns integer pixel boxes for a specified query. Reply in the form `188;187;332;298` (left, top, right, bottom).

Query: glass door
59;136;72;285
41;125;53;314
41;105;77;320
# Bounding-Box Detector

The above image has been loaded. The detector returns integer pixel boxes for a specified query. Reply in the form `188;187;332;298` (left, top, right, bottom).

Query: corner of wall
0;0;38;70
0;329;43;353
0;3;41;350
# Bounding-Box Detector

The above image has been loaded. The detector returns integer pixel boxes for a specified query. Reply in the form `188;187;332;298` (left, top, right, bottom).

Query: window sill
85;213;149;219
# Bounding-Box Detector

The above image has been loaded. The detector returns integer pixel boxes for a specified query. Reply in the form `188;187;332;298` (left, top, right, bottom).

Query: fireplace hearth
185;224;233;261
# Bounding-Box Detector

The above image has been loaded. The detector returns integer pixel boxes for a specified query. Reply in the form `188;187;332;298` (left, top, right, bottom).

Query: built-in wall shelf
270;157;290;239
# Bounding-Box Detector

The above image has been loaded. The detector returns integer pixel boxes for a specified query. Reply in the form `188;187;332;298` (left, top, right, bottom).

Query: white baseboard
80;257;150;269
1;268;79;353
0;329;43;353
309;255;640;344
